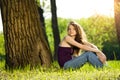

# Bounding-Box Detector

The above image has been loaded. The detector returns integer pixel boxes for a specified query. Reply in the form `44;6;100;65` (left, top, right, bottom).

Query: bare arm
84;41;98;49
65;36;100;53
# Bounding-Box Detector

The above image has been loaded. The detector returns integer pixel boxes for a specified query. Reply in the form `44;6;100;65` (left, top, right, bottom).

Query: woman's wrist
95;49;101;53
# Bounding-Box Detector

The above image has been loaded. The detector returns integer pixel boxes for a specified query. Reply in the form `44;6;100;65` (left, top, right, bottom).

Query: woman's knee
87;51;103;68
87;51;96;57
83;51;96;57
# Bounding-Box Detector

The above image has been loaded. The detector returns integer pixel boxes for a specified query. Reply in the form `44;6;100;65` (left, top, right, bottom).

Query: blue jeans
63;51;103;69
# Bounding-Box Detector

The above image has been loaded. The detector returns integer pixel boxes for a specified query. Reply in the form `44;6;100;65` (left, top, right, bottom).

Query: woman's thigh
63;52;88;69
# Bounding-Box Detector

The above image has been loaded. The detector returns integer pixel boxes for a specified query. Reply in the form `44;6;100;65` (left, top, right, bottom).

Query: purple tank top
57;46;73;67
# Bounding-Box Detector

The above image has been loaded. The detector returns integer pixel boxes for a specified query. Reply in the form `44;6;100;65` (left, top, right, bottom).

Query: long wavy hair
67;21;88;55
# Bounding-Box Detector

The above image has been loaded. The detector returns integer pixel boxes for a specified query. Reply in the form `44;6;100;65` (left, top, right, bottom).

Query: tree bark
114;0;120;45
50;0;60;60
37;6;49;46
0;0;52;69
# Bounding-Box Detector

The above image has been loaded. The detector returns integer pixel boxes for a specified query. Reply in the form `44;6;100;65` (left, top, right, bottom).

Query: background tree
50;0;60;60
0;0;52;69
114;0;120;45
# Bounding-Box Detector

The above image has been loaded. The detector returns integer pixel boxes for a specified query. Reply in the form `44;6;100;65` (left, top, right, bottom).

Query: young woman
57;21;106;69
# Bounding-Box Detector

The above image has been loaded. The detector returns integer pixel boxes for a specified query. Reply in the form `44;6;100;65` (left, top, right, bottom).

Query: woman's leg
87;51;103;68
63;52;88;69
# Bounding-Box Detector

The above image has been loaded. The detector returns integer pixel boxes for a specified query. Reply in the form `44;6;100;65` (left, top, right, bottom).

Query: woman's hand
91;45;98;49
96;51;107;64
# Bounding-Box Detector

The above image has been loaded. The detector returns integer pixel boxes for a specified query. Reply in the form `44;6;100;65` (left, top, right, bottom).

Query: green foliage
36;0;40;7
78;15;116;49
45;16;120;60
0;33;5;55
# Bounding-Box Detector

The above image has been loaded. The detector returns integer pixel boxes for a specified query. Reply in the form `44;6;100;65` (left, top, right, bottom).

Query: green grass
0;60;120;80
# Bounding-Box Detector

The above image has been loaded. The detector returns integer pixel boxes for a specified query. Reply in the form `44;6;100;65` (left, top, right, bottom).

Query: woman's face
67;25;77;37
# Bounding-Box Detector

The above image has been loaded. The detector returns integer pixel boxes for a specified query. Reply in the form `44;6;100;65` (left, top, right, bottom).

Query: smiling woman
56;0;114;19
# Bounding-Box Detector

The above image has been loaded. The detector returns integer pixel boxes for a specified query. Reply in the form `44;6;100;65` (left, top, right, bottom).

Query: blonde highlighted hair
67;21;88;56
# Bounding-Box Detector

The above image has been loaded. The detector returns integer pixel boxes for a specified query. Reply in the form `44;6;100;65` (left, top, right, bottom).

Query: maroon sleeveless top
57;46;73;67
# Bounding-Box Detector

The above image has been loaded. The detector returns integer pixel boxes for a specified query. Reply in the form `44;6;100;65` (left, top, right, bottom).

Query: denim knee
87;51;103;68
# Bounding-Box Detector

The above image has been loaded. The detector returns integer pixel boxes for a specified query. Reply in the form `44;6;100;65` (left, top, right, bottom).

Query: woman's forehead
68;25;75;28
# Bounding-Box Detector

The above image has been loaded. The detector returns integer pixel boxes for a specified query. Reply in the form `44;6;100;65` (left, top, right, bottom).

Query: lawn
0;60;120;80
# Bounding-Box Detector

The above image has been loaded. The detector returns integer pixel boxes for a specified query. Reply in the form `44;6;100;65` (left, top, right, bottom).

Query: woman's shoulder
64;35;72;41
59;35;72;47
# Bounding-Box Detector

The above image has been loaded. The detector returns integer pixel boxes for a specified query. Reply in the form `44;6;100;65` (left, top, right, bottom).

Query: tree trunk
37;6;49;46
0;0;52;69
114;0;120;45
50;0;60;60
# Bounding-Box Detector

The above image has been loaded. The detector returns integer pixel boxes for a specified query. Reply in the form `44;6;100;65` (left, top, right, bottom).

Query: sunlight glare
56;0;114;19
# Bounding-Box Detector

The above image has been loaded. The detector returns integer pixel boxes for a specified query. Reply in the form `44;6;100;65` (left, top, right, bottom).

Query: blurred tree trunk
0;0;52;69
50;0;60;60
114;0;120;45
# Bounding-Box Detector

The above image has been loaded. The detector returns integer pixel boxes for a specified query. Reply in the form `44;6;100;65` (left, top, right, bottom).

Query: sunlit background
0;0;114;32
56;0;114;19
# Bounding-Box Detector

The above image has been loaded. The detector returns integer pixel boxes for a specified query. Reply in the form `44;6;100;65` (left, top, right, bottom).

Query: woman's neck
70;35;76;39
